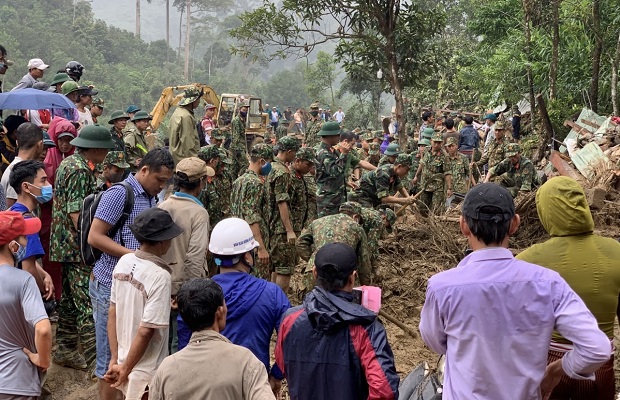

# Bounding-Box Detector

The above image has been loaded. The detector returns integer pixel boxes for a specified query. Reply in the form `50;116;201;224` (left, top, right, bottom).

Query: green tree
303;51;337;106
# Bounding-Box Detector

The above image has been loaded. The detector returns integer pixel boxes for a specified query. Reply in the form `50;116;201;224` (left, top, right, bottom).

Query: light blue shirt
419;247;610;400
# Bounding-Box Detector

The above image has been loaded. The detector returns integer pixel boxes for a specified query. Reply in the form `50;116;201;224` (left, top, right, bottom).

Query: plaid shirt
93;174;155;288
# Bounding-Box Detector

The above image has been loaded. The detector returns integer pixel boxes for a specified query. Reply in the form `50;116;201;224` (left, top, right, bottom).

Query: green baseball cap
70;125;115;149
61;80;79;95
394;153;413;167
384;143;401;156
431;132;444;142
50;73;72;86
108;110;130;123
295;147;317;163
368;142;380;155
103;151;130;169
42;131;56;148
318;121;341;137
250;143;274;160
277;135;300;152
178;86;203;106
505;143;521;157
339;201;363;216
198;145;221;162
131;110;152;122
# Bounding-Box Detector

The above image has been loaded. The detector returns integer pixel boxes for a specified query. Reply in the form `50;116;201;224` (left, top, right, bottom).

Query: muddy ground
46;193;620;399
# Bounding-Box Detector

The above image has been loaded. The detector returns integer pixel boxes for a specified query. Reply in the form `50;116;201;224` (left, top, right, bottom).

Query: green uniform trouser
230;146;249;179
418;190;446;216
56;262;96;368
269;233;297;275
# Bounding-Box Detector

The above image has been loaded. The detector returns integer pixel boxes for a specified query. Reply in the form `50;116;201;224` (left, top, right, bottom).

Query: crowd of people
0;52;619;400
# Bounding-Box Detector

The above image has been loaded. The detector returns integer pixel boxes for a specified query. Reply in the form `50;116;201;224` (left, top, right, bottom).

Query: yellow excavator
150;85;269;151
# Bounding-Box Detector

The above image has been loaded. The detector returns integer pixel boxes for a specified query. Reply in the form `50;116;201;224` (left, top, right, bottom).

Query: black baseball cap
462;183;515;223
129;208;184;242
314;242;357;280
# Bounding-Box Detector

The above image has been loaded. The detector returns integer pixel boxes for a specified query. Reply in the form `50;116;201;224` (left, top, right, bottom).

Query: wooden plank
563;120;591;137
549;150;583;181
579;118;601;129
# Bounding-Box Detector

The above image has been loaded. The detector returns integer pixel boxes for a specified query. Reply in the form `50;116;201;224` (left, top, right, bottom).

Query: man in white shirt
76;86;98;130
104;208;183;400
333;107;345;123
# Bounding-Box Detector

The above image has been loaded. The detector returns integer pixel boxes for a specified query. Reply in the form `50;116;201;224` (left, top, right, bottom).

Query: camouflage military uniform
407;151;424;193
266;158;296;275
448;152;471;194
123;128;149;172
476;136;511;171
315;142;348;217
349;164;404;208
304;117;323;148
275;124;289;141
49;152;97;369
230;169;270;279
297;213;371;288
230;116;249;178
490;156;536;197
304;174;318;225
418;150;452;214
378;155;395;167
290;169;314;234
360;207;385;270
201;169;233;231
109;126;126;153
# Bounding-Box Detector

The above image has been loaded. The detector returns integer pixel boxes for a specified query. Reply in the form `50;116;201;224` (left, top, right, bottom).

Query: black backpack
78;181;135;266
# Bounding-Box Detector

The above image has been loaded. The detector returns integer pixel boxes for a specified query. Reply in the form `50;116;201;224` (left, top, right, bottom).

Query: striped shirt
93;174;155;288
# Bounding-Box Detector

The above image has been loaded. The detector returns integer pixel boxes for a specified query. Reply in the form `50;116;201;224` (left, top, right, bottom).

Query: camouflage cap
240;99;250;108
310;102;320;109
505;143;521;157
91;97;105;108
422;127;435;140
368;142;380;155
218;148;232;164
374;130;384;139
279;118;290;125
384;143;401;156
339;201;362;216
277;135;300;152
431;132;444;142
178;86;203;106
61;80;80;95
103;151;130;169
295;147;317;163
198;145;221;162
210;128;226;140
380;207;397;232
394;153;413;167
250;143;274;160
495;120;508;130
42;131;56;148
444;136;458;146
418;138;431;146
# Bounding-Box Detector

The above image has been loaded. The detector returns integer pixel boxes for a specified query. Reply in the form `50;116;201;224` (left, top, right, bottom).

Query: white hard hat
208;218;258;256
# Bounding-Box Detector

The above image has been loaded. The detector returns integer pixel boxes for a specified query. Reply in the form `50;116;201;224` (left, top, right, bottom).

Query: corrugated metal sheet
570;142;611;179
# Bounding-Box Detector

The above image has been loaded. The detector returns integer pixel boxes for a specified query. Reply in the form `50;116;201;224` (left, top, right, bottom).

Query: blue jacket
276;287;399;400
177;272;290;379
458;125;480;150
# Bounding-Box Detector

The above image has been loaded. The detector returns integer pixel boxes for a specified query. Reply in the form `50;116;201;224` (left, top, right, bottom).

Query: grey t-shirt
0;264;48;396
0;156;22;202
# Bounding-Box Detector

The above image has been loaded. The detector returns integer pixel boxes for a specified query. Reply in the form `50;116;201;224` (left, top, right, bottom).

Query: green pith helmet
431;132;444;142
318;121;341;136
178;86;203;106
70;125;115;149
61;80;79;95
131;110;153;122
384;143;401;156
126;105;141;114
422;127;434;140
103;151;130;169
50;73;71;86
42;131;56;148
505;143;521;157
251;143;274;160
418;138;431;146
394;153;413;166
295;147;317;163
108;110;130;123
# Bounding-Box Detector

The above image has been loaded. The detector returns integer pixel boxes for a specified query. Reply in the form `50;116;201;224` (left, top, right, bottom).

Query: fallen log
379;310;418;338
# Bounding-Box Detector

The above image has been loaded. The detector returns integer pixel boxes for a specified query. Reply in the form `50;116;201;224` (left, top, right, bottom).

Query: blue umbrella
0;88;76;110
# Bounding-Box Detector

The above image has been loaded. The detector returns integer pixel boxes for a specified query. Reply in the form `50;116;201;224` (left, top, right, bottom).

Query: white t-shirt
0;156;23;202
110;251;171;398
77;108;94;130
334;110;345;123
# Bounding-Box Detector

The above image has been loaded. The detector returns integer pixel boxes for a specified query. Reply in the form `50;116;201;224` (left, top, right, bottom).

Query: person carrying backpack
87;147;174;400
49;125;116;373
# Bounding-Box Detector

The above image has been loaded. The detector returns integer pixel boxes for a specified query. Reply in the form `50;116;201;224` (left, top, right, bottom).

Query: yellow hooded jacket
517;176;620;342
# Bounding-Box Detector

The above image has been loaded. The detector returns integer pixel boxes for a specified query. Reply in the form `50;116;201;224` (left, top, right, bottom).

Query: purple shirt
419;247;610;400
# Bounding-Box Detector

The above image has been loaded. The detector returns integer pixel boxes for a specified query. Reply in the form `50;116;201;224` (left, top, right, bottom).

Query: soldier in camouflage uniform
266;136;300;292
290;147;318;237
378;143;401;167
474;120;511;173
350;154;415;208
366;142;381;168
124;110;151;172
407;138;429;194
50;125;116;371
275;118;290;141
108;110;130;153
230;143;273;279
413;132;453;215
486;143;537;198
96;150;130;191
304;102;324;148
229;100;250;178
445;137;471;195
296;202;371;292
315;122;351;217
198;145;232;232
358;205;396;277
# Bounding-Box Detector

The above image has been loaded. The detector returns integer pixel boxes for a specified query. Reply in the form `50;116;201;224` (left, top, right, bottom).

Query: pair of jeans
89;277;112;379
